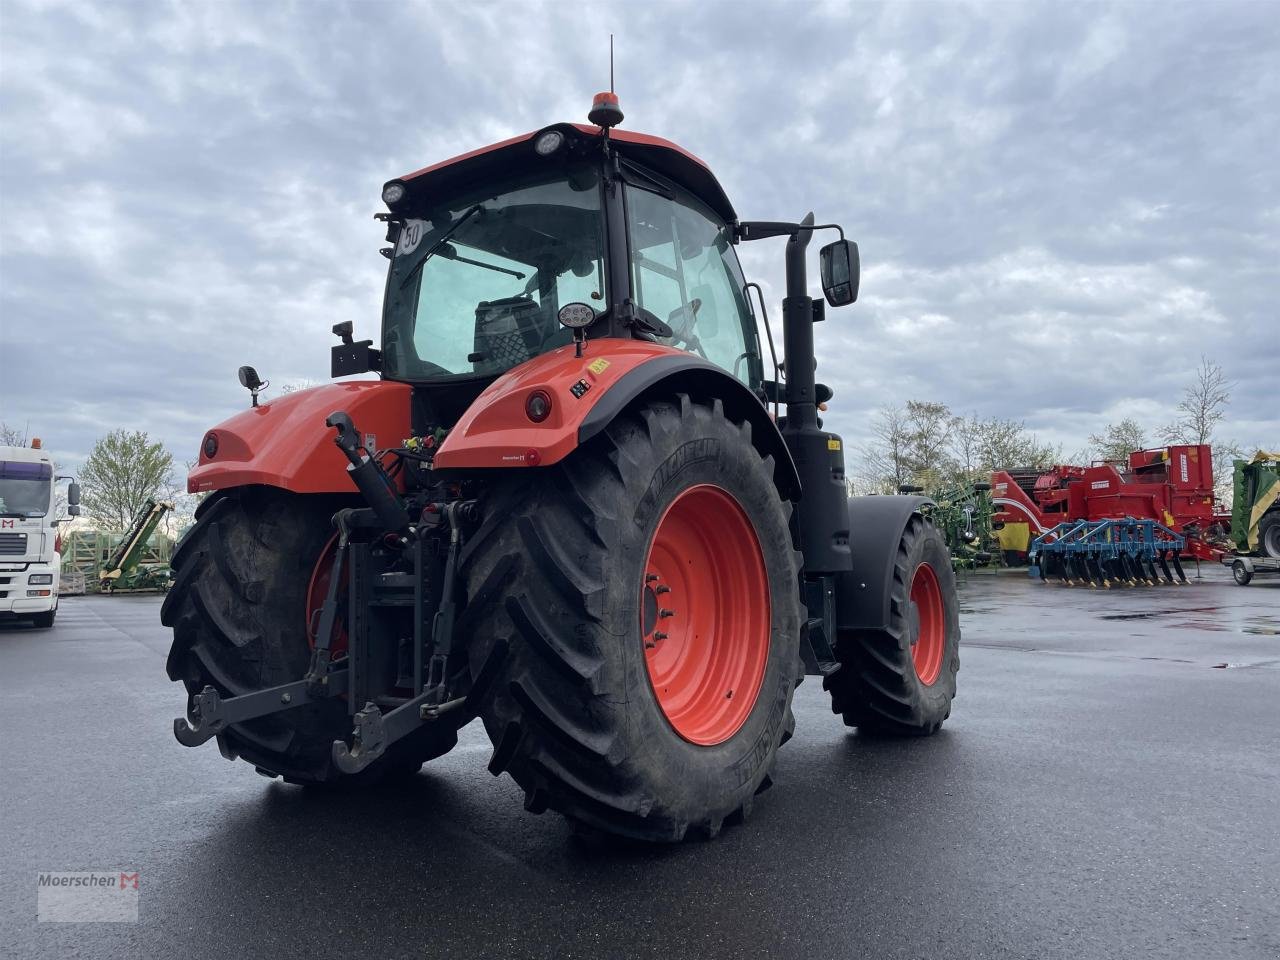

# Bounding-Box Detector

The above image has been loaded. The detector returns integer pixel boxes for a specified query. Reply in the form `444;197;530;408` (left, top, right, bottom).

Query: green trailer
1223;451;1280;585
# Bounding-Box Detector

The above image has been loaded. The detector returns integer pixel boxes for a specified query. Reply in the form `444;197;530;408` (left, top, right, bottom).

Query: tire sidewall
902;525;960;713
604;408;798;820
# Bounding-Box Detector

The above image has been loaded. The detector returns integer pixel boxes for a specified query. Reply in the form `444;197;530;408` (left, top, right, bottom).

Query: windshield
382;165;606;380
0;461;53;517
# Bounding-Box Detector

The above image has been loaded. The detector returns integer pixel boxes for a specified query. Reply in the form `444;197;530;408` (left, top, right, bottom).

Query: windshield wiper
438;244;525;280
398;204;485;289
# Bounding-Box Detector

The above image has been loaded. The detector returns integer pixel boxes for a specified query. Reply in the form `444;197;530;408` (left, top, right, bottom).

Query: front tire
824;515;960;735
32;606;56;629
461;396;802;841
161;486;457;785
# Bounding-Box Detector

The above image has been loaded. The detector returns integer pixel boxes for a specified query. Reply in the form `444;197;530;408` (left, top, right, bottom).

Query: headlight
29;574;53;585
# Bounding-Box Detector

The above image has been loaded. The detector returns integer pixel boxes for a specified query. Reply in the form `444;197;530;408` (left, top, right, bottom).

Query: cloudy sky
1;0;1277;480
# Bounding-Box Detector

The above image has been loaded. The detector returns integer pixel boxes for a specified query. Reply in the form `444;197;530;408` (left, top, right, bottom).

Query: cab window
626;185;761;385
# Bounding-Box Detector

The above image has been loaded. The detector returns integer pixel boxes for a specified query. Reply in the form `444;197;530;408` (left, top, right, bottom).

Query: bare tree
861;404;914;492
977;417;1059;471
0;422;28;446
1161;357;1234;446
1089;418;1149;463
903;401;955;487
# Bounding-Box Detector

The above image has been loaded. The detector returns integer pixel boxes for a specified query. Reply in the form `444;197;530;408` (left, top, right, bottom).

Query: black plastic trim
835;495;933;631
577;354;801;498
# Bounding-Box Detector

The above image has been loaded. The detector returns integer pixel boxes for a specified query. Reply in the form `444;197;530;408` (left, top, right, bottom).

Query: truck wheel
32;606;56;628
461;396;802;842
823;515;959;736
1259;512;1280;559
162;486;457;785
1232;560;1253;586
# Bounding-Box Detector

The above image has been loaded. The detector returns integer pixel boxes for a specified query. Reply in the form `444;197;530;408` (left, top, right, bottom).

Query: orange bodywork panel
433;341;685;469
188;381;412;494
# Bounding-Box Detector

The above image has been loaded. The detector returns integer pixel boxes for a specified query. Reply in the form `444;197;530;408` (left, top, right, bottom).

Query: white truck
0;442;79;628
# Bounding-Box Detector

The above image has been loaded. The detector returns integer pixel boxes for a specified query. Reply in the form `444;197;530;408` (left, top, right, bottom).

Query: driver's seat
472;296;543;373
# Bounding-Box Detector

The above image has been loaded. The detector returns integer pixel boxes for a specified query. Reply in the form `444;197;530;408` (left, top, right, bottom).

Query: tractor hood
188;381;412;495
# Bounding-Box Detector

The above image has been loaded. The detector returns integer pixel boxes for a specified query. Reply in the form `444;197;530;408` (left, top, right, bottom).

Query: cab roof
390;124;738;223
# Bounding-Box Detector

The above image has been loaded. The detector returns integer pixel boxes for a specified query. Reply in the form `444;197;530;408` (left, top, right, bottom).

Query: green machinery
1224;452;1280;585
100;499;173;592
903;481;999;570
61;500;175;593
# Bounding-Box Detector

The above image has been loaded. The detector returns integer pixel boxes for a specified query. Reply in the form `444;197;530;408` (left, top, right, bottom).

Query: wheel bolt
646;574;659;583
660;609;675;618
655;585;671;595
654;632;668;641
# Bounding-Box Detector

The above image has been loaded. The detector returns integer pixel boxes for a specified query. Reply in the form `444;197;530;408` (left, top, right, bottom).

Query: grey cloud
1;0;1276;478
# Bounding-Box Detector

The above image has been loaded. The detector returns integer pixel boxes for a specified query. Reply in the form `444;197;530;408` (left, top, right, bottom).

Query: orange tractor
164;95;960;841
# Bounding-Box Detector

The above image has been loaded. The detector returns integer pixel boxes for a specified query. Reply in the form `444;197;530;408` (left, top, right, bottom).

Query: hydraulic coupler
326;410;411;540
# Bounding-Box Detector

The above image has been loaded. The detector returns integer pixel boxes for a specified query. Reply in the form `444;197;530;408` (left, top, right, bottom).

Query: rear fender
433;341;799;497
836;494;934;632
188;381;412;495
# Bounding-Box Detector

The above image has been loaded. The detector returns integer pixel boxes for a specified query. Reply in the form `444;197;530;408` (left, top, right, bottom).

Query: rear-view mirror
819;239;859;307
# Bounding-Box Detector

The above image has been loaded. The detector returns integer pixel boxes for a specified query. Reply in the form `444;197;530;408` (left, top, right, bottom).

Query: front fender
188;381;412;494
433;341;799;496
836;494;934;632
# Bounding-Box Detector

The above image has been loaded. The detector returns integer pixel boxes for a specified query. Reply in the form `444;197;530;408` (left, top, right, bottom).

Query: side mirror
68;504;81;517
68;481;81;508
819;239;859;307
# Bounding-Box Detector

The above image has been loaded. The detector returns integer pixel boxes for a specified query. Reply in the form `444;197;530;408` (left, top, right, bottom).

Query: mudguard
835;494;934;632
433;341;800;497
187;381;412;495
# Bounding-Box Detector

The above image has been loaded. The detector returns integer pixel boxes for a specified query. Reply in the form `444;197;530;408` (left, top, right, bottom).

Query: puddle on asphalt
1100;605;1223;621
1212;660;1280;669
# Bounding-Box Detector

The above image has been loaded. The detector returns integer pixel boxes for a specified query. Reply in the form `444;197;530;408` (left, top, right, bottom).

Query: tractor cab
362;114;765;394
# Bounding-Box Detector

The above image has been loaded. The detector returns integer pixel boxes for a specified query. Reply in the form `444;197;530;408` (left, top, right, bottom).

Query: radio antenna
610;34;614;92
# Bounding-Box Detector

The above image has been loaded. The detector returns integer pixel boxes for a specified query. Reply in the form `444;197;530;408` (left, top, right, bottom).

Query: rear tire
461;396;802;842
1259;512;1280;559
1232;560;1253;586
824;515;960;735
162;486;457;785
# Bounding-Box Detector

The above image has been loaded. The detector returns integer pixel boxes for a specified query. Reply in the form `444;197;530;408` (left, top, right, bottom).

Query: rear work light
202;432;219;459
525;390;552;423
533;130;564;156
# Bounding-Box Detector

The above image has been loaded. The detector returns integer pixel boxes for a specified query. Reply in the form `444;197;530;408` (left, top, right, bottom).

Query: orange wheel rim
640;484;770;746
910;562;945;685
306;534;348;655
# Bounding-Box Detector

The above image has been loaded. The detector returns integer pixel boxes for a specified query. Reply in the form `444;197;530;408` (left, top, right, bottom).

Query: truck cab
0;442;78;628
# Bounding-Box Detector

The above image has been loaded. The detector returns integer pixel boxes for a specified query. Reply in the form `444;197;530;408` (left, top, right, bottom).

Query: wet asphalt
0;567;1277;960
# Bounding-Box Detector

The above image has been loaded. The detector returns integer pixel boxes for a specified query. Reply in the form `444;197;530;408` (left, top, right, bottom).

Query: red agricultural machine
163;95;960;842
991;444;1231;583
